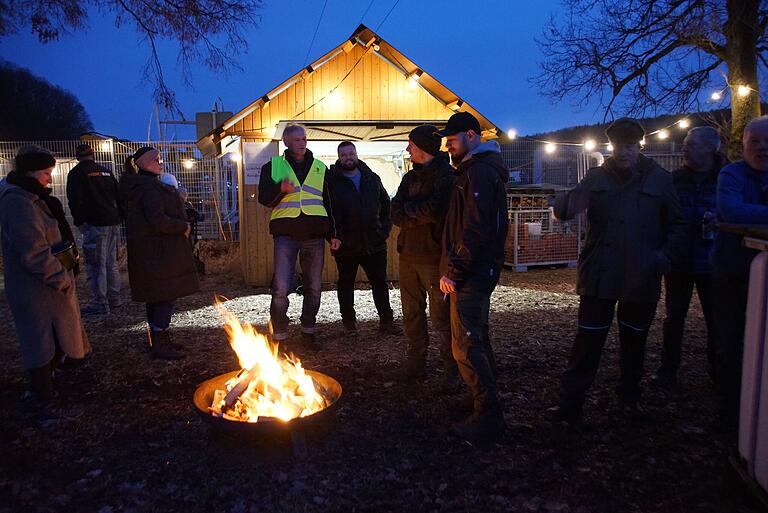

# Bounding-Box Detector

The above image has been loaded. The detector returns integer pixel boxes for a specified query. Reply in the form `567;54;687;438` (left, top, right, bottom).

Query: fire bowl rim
193;369;342;433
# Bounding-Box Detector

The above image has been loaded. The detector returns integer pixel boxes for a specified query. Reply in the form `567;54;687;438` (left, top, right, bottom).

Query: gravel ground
0;265;762;513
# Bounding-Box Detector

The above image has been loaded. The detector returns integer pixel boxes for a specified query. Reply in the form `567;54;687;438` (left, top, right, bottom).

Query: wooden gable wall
231;44;456;137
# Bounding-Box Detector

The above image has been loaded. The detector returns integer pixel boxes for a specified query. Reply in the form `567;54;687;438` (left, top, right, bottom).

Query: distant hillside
521;106;763;145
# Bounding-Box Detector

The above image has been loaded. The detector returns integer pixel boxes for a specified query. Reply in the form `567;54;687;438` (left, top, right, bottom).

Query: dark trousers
660;272;716;377
560;296;657;410
451;278;500;415
399;260;451;367
146;301;175;331
335;249;393;325
712;272;750;423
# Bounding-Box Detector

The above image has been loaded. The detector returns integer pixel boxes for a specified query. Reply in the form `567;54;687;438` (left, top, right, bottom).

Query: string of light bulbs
506;79;757;153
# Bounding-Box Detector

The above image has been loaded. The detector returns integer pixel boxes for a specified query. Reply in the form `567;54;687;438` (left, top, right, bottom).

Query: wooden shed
198;24;501;286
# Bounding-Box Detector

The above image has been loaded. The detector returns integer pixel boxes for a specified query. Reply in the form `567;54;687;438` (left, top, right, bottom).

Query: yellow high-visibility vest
269;156;328;220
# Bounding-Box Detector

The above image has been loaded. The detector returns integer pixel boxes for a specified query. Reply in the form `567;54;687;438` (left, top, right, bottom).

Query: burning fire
210;301;327;422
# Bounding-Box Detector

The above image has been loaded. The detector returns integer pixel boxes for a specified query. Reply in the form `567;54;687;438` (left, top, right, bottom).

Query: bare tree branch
0;0;264;115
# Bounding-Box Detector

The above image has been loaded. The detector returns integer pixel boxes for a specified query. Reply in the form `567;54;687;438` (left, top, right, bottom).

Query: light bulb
544;143;556;154
678;119;690;129
583;139;596;151
737;85;751;97
711;91;722;101
507;129;517;140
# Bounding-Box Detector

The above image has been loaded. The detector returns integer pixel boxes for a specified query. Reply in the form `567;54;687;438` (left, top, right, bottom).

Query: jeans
560;296;657;410
450;277;500;415
660;272;716;377
399;260;451;366
334;249;393;326
146;301;175;331
81;224;121;310
270;236;324;339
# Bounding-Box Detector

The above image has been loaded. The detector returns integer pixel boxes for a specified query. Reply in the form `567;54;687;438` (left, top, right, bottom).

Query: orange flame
213;300;324;422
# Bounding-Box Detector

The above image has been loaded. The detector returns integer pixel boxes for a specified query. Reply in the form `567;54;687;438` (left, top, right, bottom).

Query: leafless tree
535;0;766;158
0;0;264;115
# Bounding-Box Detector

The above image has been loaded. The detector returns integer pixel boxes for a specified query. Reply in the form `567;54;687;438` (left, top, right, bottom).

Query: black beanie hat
409;124;441;156
75;144;94;159
15;145;56;175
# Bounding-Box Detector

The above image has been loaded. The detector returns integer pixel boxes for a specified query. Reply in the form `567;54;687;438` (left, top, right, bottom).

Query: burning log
220;366;259;413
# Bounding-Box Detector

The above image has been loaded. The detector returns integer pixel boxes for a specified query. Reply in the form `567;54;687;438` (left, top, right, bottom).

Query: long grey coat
0;182;90;369
555;155;686;303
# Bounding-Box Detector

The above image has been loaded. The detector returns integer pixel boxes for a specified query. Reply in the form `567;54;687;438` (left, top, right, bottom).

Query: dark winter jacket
121;171;199;303
554;154;686;303
328;159;391;257
257;149;337;241
440;141;509;288
712;160;768;278
66;160;123;227
391;152;454;265
670;158;724;274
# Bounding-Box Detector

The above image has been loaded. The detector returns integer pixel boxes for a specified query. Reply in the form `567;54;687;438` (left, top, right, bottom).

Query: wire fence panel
0;140;239;242
505;208;581;271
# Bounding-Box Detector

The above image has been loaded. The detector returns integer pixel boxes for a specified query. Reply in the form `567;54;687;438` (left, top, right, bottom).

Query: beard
450;151;466;167
340;158;358;171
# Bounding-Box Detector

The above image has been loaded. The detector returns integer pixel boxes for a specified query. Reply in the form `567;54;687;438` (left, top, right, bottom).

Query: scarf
6;171;76;245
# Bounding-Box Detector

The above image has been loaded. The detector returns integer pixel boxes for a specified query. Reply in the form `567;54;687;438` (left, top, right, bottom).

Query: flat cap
605;117;645;144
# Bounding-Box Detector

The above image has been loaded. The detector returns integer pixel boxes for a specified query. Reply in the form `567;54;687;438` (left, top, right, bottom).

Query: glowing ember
209;301;327;422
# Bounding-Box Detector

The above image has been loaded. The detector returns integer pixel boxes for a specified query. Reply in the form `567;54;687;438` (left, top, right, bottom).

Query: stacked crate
505;188;580;272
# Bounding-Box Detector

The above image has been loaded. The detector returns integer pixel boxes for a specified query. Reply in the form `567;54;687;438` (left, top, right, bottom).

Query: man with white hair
258;124;340;350
712;115;768;430
656;127;726;387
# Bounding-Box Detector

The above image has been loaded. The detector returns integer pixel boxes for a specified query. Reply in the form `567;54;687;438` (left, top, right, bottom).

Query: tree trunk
725;0;762;160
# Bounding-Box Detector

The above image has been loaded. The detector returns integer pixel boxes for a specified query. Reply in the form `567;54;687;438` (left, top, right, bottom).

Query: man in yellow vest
258;124;340;349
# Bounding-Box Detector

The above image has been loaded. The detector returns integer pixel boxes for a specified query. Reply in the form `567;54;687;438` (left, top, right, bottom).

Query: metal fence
0;140;239;241
500;140;683;189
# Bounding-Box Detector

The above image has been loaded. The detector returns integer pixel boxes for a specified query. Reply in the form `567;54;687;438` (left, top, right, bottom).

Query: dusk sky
0;0;610;141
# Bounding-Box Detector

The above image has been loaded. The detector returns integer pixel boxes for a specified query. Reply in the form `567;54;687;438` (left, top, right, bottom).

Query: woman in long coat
0;145;90;419
121;146;199;359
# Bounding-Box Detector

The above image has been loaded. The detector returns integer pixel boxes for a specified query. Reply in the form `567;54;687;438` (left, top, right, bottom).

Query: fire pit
193;300;342;457
192;369;342;434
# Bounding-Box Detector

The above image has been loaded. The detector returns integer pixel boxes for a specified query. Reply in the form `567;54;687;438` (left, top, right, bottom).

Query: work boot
396;358;426;382
450;409;506;443
653;366;678;389
343;320;358;338
440;362;462;393
81;303;109;317
14;391;82;423
379;321;403;336
301;332;321;351
150;330;185;360
445;392;474;419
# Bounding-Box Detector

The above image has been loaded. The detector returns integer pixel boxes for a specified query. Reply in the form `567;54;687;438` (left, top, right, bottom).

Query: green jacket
555;154;686;302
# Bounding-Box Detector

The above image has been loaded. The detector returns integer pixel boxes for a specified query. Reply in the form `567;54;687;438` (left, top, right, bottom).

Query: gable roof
198;24;500;154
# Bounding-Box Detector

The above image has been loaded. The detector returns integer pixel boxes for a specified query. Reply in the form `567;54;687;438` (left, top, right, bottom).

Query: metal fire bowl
193;370;342;435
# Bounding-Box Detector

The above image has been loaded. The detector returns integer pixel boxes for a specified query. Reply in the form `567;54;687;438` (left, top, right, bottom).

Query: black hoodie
440;141;509;288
